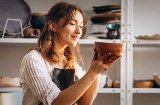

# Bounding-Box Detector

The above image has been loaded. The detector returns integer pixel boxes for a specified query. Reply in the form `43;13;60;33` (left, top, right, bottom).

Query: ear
48;21;57;32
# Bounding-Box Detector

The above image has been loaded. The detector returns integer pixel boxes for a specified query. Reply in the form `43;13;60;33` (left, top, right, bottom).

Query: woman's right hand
88;49;121;75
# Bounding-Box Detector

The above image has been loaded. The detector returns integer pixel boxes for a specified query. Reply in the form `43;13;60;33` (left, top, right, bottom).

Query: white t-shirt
20;50;82;105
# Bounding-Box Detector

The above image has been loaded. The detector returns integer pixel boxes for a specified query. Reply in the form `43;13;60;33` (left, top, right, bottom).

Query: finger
115;52;122;57
103;54;120;64
103;54;116;64
103;61;113;72
103;68;108;72
109;54;121;64
107;56;120;67
99;53;111;61
92;48;98;61
103;54;121;72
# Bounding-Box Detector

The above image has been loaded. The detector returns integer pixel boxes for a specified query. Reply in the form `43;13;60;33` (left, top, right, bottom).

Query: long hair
36;2;84;69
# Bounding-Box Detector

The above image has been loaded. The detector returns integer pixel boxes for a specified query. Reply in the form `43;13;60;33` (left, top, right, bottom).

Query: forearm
51;71;98;105
77;75;100;105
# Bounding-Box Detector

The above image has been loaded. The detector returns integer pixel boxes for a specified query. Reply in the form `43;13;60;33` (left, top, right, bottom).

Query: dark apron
39;68;79;105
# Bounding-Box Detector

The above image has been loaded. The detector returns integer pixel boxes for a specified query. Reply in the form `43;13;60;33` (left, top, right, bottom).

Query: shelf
0;36;122;45
80;36;122;44
98;88;121;93
0;87;22;92
0;87;121;93
0;38;38;44
132;88;160;93
0;38;38;47
133;39;160;47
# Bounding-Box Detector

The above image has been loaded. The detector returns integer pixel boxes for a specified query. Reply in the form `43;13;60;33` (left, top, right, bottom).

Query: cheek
65;26;75;33
59;26;74;34
56;28;71;39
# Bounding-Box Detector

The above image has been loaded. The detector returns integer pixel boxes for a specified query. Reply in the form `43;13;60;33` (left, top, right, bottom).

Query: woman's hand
89;49;121;75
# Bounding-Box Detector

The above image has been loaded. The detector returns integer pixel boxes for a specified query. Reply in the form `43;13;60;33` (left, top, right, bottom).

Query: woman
20;1;119;105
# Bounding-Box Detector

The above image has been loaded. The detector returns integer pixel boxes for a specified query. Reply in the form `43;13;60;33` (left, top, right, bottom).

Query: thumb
92;48;98;61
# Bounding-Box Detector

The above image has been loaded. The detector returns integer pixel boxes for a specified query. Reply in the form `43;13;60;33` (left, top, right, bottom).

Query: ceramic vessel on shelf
153;73;160;87
134;80;154;88
106;23;120;39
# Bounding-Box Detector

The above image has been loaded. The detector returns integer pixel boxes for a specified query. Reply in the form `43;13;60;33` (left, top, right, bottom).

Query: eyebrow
71;19;84;25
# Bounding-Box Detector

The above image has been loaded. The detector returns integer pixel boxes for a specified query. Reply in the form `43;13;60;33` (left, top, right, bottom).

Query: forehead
57;10;83;26
72;10;83;23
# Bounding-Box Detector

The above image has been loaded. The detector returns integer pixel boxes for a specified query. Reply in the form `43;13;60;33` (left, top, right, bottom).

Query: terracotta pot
0;77;20;87
95;42;125;57
134;80;154;88
23;28;41;38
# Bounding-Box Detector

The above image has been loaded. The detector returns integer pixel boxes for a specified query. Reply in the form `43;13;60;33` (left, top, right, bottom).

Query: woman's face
55;10;83;48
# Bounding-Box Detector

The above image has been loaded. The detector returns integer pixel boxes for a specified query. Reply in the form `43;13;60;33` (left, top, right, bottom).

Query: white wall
133;47;160;80
0;1;121;105
132;0;160;105
133;0;160;36
25;0;120;12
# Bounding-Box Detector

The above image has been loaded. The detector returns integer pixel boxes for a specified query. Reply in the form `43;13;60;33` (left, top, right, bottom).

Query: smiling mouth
72;36;79;40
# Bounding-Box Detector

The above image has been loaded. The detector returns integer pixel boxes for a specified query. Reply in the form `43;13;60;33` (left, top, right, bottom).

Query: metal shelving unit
127;0;160;105
0;87;22;92
0;36;122;45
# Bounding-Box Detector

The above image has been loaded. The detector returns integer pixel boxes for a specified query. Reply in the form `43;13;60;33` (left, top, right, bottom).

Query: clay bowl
134;80;154;88
95;42;125;57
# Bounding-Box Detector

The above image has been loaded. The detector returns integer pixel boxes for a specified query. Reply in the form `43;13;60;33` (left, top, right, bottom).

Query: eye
69;21;76;25
79;25;83;29
71;23;75;25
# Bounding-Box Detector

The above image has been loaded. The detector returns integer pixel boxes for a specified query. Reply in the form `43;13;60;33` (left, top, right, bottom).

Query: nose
75;25;82;35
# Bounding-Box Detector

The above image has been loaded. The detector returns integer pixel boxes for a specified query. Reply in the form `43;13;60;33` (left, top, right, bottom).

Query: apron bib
39;68;79;105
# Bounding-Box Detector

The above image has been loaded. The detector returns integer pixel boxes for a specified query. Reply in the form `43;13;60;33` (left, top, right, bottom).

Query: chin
72;43;78;47
69;42;78;47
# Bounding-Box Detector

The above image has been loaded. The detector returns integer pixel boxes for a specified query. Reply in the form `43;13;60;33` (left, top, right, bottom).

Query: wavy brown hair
36;1;84;69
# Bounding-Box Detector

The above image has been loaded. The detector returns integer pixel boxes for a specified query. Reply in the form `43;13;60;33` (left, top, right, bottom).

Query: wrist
87;70;99;80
